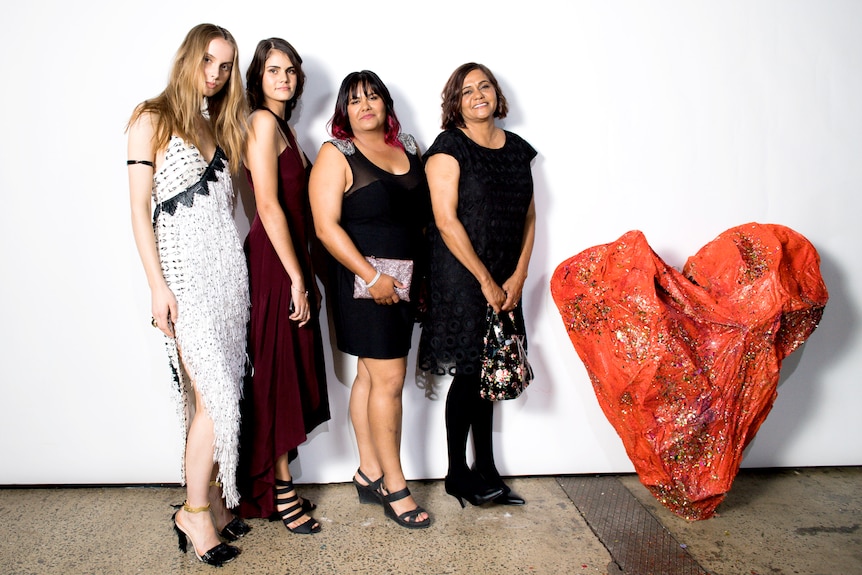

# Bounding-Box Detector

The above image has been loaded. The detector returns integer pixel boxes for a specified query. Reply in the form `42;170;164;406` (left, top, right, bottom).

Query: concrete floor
0;467;859;575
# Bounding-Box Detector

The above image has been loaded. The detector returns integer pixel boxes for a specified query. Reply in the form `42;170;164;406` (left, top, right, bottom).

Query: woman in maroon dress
237;37;330;534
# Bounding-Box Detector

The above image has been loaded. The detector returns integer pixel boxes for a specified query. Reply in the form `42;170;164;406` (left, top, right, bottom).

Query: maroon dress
237;113;330;518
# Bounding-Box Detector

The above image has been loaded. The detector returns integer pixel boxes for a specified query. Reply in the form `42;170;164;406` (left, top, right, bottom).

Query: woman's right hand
480;279;506;313
151;284;178;337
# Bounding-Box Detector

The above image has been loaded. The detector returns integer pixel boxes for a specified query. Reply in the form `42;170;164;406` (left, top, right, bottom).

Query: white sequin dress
152;136;250;507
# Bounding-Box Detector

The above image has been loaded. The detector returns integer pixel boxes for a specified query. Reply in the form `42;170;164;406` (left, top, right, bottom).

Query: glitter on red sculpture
550;223;828;520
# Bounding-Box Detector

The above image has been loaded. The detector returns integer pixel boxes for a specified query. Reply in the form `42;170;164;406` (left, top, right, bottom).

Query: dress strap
260;107;293;142
260;106;305;166
127;160;154;167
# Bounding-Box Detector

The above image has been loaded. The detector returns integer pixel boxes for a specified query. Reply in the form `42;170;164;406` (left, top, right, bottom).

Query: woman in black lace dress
309;71;432;529
418;63;537;507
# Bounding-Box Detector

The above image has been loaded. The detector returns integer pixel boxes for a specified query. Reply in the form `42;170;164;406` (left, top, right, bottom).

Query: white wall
1;1;860;485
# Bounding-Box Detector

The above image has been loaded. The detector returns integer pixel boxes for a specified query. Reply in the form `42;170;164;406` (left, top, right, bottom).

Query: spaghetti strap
260;107;293;145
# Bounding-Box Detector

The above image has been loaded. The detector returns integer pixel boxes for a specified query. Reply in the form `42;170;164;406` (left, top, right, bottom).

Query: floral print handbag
479;304;534;400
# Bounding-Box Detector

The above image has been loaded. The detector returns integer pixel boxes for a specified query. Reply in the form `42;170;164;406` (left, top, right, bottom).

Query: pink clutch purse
353;256;413;301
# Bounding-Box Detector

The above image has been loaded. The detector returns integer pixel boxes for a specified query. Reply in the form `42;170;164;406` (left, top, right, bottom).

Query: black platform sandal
379;485;431;529
270;478;321;534
353;468;384;505
172;502;240;567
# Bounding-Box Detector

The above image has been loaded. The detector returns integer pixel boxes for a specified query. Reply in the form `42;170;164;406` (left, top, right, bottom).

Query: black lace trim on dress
153;147;228;220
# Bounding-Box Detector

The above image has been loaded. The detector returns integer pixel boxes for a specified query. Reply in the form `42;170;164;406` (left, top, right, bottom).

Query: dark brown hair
440;62;508;130
245;37;306;120
328;70;402;147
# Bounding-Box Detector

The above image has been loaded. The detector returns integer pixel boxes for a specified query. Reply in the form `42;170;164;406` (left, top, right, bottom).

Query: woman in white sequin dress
127;23;250;567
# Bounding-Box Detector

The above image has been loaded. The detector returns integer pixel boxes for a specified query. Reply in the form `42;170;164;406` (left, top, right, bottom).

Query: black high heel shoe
208;480;252;541
270;478;321;534
444;471;504;508
219;516;252;541
353;468;384;505
473;467;526;506
172;503;240;567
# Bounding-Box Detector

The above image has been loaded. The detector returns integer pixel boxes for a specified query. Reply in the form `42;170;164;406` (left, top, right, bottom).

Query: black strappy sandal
379;485;431;529
270;478;321;535
208;481;252;541
172;502;241;567
353;468;384;505
219;516;252;541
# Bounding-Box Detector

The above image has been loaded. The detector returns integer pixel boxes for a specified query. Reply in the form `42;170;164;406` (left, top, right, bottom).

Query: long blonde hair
127;23;247;172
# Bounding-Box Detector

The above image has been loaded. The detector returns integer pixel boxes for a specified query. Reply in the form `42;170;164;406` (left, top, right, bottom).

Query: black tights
445;372;497;478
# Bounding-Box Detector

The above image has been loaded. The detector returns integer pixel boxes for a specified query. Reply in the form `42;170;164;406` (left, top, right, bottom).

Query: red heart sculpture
550;223;828;520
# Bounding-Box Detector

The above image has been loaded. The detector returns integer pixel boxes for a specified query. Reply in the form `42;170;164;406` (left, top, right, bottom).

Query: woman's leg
445;372;478;478
175;380;222;555
442;372;500;506
349;359;383;483
207;466;232;529
361;356;428;523
470;384;497;476
469;374;526;504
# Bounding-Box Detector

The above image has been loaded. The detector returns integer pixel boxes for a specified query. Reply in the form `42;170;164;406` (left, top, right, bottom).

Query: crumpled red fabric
550;223;828;520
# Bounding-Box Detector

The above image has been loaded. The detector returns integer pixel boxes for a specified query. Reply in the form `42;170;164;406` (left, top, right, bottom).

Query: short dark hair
328;70;402;147
245;38;305;120
440;62;508;130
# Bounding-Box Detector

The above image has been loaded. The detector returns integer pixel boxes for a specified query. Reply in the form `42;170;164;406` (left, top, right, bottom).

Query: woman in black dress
309;71;431;529
419;63;537;507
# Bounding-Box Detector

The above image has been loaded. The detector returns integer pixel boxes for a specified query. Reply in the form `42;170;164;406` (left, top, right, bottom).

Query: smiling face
459;68;497;124
347;82;386;134
261;49;297;108
201;37;235;97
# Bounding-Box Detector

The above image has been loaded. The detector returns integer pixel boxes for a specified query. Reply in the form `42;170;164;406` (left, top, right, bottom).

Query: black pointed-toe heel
444;472;503;508
172;504;241;567
270;478;321;534
352;468;384;505
491;483;526;506
473;467;526;506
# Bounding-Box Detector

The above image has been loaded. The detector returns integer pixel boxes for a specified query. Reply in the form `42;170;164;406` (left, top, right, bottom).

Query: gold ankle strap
183;501;211;513
209;481;222;488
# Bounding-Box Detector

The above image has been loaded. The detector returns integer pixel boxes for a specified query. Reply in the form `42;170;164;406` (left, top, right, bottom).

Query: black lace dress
326;134;431;359
418;128;537;376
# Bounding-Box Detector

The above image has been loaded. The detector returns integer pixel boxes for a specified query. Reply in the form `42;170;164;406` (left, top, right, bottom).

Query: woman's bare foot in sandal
174;504;230;557
378;483;430;529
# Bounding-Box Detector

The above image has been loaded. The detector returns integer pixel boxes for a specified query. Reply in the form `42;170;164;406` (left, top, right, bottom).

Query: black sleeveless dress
418;128;537;376
326;134;431;359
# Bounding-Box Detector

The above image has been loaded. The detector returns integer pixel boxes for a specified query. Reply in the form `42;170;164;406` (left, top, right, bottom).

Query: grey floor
1;467;860;575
